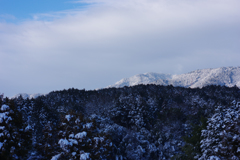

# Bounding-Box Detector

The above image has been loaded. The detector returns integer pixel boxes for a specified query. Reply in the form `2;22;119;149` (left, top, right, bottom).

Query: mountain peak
109;66;240;88
108;72;172;88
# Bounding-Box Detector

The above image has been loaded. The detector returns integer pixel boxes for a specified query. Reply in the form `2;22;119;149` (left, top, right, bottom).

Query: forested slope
1;84;240;159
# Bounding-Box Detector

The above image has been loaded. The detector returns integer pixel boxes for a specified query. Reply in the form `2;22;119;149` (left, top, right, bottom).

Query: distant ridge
108;72;172;88
11;93;47;99
109;66;240;88
12;67;240;99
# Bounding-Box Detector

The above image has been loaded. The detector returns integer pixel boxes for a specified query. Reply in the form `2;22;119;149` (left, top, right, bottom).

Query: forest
1;84;240;160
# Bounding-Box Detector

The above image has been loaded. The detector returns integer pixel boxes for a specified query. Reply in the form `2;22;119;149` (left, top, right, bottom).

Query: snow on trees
0;100;32;160
51;112;113;160
6;84;240;159
37;121;59;160
199;101;240;160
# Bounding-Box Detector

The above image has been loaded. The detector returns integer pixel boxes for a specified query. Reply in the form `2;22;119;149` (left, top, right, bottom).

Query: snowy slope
109;67;240;88
165;67;240;88
108;72;172;88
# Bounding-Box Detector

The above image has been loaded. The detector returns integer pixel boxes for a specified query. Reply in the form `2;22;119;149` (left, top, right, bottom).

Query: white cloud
0;14;16;20
0;0;240;96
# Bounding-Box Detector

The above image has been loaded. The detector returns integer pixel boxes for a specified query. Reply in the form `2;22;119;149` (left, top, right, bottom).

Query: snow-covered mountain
11;93;47;99
109;67;240;88
108;72;172;88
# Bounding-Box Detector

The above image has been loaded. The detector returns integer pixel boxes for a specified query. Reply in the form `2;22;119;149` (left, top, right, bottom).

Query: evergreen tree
37;121;59;159
0;99;32;160
175;116;207;160
199;101;240;160
52;112;113;160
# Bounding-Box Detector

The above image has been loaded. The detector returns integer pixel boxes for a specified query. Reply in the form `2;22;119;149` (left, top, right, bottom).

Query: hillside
2;84;240;159
109;67;240;89
108;72;172;88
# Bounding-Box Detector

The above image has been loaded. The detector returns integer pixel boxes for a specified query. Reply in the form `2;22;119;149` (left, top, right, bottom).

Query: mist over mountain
109;66;240;88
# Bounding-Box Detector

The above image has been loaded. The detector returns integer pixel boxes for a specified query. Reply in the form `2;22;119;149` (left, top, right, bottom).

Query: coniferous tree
174;116;207;160
199;101;240;160
37;121;59;159
52;112;113;160
0;99;32;160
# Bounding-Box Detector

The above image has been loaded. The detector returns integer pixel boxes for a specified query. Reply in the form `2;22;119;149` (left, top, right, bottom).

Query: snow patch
1;104;10;111
65;115;72;121
51;153;62;160
58;138;72;152
75;131;87;139
0;112;12;123
0;142;3;150
80;152;90;160
83;123;92;129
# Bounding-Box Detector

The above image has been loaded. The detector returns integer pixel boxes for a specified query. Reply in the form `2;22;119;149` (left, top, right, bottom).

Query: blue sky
0;0;240;97
0;0;88;22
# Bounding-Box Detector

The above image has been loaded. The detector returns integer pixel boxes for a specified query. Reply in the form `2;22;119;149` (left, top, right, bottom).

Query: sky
0;0;240;97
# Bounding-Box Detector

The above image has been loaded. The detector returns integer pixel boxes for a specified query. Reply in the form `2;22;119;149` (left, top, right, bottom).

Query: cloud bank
0;0;240;97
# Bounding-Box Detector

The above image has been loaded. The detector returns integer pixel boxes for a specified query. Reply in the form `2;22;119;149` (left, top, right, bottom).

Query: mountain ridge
109;66;240;88
12;66;240;99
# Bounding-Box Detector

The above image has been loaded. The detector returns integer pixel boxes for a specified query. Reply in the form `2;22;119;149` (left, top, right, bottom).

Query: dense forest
1;84;240;160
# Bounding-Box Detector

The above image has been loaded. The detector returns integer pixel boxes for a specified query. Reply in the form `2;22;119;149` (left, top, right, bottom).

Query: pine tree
0;99;32;160
177;116;207;160
52;111;113;160
199;101;240;160
37;121;59;159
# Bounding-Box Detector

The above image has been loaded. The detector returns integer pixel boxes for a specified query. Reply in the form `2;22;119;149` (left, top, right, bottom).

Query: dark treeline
1;84;240;159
